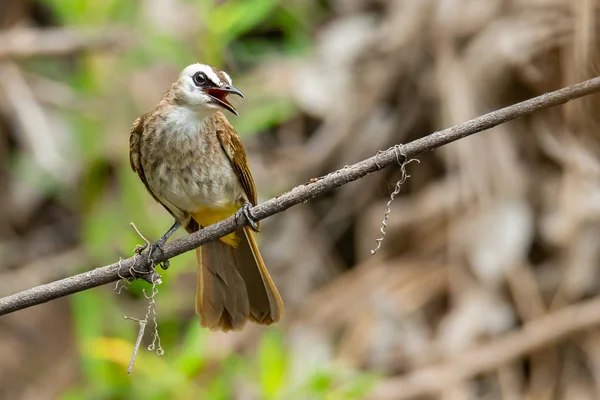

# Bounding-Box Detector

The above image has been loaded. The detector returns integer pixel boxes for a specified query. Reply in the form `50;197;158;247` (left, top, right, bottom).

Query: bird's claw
146;239;170;270
134;220;180;271
236;201;259;232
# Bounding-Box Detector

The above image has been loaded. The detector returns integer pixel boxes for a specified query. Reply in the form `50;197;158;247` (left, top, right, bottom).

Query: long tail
194;226;284;331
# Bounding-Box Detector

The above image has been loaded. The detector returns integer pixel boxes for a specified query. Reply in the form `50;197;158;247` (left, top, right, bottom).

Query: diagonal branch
1;76;600;316
369;294;600;399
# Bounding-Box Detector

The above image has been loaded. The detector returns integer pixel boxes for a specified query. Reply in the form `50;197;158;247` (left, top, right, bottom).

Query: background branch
369;294;600;399
0;27;132;59
1;76;599;317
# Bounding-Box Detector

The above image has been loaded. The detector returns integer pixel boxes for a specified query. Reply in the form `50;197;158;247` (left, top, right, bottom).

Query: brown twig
123;316;147;374
0;27;132;59
0;76;600;316
369;294;600;399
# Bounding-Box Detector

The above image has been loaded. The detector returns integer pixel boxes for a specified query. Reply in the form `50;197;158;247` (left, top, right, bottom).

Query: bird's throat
163;104;215;140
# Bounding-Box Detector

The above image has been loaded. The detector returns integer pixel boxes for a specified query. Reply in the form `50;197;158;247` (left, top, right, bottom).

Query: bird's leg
236;201;259;232
144;220;181;270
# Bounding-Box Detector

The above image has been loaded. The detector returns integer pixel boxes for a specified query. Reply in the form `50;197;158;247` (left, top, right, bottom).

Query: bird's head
172;63;244;116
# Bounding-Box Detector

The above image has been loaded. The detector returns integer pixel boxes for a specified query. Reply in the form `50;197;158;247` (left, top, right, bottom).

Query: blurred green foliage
30;0;379;398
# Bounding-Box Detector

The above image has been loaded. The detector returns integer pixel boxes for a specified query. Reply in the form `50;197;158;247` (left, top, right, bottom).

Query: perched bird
129;63;284;331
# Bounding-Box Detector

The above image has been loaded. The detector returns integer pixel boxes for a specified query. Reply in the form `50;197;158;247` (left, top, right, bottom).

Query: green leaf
144;32;192;67
325;372;379;400
210;0;279;42
58;387;87;400
175;321;209;376
70;290;113;392
40;0;138;25
234;97;297;137
258;329;287;399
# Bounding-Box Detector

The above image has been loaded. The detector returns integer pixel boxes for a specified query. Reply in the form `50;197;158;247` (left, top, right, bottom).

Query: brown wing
129;114;146;173
129;113;176;219
214;114;258;206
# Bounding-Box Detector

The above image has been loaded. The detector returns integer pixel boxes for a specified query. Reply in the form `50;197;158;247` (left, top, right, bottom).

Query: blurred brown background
1;0;600;399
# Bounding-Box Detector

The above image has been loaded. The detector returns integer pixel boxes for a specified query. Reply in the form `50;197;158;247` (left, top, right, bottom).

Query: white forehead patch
221;71;232;85
181;63;222;86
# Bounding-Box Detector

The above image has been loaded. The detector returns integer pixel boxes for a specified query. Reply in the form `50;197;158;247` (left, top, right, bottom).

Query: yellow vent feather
192;205;240;247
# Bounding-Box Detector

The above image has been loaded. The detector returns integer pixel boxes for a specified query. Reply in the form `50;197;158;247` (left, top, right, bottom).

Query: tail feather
239;227;284;323
195;241;249;331
193;225;284;332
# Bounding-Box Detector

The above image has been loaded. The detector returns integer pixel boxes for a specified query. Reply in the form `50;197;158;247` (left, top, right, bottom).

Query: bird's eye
193;72;207;86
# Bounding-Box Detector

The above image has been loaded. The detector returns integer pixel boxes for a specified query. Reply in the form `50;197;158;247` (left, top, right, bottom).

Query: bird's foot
236;201;259;232
139;220;180;270
149;238;171;270
136;238;170;270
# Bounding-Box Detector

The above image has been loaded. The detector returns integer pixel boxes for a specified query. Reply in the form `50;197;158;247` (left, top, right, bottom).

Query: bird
129;63;284;331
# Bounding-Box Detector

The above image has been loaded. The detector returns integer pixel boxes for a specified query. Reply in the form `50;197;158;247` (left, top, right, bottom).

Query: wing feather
214;115;258;207
129;112;177;219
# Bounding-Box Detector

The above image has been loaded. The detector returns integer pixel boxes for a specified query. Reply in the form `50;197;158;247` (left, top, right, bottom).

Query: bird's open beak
205;86;245;116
